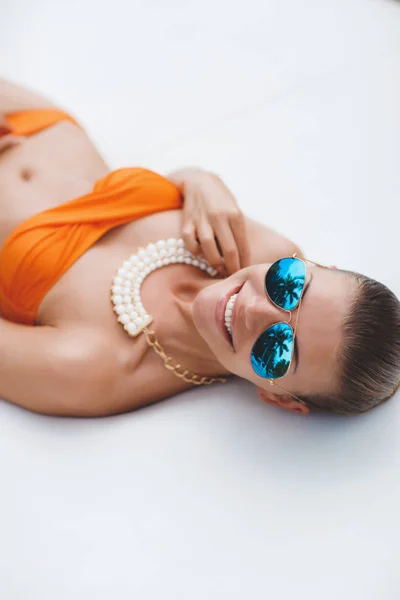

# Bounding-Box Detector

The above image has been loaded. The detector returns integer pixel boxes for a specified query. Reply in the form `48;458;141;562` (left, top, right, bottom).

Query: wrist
167;167;208;189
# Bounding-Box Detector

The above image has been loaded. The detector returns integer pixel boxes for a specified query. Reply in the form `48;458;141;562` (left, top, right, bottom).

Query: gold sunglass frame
261;254;328;407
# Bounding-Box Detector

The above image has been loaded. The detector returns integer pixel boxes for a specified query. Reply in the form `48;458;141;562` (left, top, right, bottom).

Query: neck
167;270;230;378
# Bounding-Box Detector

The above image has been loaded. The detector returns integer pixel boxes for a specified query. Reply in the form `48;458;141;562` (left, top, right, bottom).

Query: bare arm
0;318;117;417
0;78;58;154
168;168;302;270
0;78;56;116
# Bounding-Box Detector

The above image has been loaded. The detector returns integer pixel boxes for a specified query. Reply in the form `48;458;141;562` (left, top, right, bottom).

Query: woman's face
192;262;356;412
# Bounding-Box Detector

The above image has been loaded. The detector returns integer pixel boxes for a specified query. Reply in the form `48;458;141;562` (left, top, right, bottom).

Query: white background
1;0;400;598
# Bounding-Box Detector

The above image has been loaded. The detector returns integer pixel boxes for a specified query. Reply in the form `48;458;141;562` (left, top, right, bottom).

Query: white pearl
112;239;222;340
127;323;137;335
225;308;232;316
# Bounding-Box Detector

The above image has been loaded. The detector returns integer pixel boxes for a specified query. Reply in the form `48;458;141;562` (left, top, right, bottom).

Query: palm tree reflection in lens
251;257;306;382
265;257;306;311
251;323;293;379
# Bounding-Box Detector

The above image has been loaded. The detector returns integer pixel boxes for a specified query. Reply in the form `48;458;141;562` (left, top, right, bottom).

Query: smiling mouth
217;282;244;349
224;293;239;339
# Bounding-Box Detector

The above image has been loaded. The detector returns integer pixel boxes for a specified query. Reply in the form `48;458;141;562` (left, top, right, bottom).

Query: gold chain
143;327;227;386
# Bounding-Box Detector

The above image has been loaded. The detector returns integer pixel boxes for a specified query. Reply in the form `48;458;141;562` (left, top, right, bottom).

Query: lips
215;282;244;350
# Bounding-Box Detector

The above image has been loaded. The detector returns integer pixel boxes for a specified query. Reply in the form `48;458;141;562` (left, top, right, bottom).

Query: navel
20;167;34;182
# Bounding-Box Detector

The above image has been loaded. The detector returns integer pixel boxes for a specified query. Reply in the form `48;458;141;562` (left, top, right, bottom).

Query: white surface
1;1;400;598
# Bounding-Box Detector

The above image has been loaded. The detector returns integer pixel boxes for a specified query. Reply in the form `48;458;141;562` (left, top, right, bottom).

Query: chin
192;284;215;341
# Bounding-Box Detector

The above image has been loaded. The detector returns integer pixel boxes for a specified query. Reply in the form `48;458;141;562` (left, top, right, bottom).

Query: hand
169;168;251;276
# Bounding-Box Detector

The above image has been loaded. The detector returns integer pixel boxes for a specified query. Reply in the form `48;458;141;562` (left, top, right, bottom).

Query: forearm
167;167;218;193
0;78;56;116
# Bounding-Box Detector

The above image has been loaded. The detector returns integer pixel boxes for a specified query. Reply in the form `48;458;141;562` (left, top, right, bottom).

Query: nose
244;294;286;334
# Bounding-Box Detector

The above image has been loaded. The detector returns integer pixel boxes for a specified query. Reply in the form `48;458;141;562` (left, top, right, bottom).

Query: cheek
226;344;261;384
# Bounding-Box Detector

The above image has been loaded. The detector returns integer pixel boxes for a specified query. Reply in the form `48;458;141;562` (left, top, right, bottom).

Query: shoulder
244;215;303;264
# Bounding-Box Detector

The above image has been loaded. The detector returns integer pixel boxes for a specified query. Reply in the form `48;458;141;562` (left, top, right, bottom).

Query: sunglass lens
250;323;294;379
265;257;306;311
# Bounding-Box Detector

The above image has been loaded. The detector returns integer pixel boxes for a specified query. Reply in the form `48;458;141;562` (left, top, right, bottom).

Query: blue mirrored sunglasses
250;256;306;381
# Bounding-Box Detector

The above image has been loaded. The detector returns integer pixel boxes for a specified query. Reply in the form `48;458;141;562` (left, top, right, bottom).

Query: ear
257;387;309;415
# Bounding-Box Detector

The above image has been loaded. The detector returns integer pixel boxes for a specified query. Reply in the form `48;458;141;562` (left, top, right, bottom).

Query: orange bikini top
0;109;182;325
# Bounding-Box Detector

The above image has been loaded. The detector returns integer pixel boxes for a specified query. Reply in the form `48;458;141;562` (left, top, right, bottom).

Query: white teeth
224;293;238;337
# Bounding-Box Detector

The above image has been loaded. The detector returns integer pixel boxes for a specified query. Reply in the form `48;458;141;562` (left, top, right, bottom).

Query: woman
0;79;399;417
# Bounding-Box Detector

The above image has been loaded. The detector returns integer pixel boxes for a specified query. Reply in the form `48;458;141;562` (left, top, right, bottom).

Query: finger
213;220;240;275
196;218;224;271
181;219;201;255
229;211;251;269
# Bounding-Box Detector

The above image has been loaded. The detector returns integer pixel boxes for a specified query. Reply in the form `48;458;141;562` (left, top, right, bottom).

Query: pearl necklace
110;237;228;386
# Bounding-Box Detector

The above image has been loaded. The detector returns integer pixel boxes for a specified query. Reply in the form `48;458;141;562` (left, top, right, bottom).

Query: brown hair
302;272;400;415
